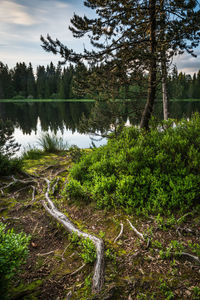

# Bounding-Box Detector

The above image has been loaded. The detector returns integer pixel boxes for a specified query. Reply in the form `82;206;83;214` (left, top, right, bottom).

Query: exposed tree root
42;178;104;294
127;219;145;241
114;223;123;243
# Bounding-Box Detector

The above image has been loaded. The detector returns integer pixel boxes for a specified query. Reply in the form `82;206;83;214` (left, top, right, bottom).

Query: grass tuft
37;133;69;153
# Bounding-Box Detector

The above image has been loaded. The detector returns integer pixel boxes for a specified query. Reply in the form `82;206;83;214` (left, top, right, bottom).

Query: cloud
0;0;91;69
0;0;38;26
174;51;200;74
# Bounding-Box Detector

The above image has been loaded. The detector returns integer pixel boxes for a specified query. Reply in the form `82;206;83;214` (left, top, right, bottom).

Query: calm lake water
0;100;200;155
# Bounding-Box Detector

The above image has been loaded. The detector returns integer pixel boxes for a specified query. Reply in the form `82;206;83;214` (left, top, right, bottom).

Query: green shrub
0;119;22;175
69;232;96;263
67;113;200;214
69;145;82;162
0;222;31;296
63;178;89;202
0;153;22;176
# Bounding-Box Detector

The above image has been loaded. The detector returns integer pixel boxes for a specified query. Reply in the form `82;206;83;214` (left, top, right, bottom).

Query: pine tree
0;62;13;99
27;63;36;98
36;66;46;98
43;1;200;126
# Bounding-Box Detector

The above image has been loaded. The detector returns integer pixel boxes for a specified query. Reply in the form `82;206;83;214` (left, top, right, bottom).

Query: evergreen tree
0;62;13;99
41;0;200;129
12;62;28;97
27;63;36;98
36;65;46;98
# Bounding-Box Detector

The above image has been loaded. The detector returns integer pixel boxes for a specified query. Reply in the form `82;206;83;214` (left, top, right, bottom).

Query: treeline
0;61;89;100
0;61;200;100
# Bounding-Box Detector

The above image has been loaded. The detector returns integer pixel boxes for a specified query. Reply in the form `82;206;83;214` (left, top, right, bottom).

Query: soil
0;151;199;300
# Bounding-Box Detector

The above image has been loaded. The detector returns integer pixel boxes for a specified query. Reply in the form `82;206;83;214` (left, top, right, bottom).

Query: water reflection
0;100;200;152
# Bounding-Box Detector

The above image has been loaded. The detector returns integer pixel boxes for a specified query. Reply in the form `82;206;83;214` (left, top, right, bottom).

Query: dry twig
114;223;124;243
127;219;145;241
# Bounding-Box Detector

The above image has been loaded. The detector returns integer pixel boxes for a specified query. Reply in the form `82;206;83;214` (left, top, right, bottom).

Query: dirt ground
0;152;199;299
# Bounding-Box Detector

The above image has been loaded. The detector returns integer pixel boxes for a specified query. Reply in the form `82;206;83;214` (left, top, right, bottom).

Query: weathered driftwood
114;223;123;243
42;178;104;294
127;219;145;241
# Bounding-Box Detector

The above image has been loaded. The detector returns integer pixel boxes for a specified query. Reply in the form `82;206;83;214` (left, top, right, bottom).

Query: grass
37;133;69;153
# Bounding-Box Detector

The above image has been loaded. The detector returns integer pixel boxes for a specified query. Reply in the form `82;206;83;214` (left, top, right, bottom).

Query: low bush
65;113;200;214
0;119;22;175
0;222;31;297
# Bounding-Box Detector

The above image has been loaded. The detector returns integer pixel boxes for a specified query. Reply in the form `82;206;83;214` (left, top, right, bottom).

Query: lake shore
1;150;199;299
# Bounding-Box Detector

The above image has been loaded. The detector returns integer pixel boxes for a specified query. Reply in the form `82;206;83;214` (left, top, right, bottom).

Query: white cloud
174;51;200;75
0;0;38;25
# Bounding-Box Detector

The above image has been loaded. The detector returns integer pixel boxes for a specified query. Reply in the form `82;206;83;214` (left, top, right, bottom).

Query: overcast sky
0;0;200;74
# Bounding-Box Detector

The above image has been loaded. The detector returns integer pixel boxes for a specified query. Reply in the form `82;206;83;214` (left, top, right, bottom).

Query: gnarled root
42;178;104;294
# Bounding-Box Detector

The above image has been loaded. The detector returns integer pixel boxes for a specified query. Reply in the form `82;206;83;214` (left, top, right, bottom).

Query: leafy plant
67;114;200;214
69;232;96;263
0;222;31;296
69;145;83;162
0;119;22;175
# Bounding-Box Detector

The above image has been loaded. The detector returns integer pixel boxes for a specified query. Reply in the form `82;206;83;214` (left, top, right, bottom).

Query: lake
0;100;200;155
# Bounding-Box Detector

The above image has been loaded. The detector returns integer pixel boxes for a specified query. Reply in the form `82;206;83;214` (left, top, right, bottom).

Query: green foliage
0;222;31;296
62;178;89;202
37;132;69;153
67;114;200;214
0;119;22;175
68;145;82;162
21;145;44;160
192;286;200;299
187;241;200;257
69;232;96;263
159;240;184;259
159;279;174;300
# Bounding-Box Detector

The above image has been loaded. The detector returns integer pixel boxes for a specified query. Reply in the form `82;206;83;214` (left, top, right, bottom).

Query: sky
0;0;200;74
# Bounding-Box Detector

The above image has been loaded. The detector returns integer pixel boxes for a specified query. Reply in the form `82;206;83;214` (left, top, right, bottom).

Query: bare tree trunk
140;0;157;130
160;0;169;121
161;53;169;120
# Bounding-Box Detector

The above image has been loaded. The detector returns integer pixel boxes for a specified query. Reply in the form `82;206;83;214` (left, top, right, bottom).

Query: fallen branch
37;250;55;257
114;223;123;243
70;263;86;276
62;243;71;261
181;252;200;264
127;219;145;241
42;178;104;294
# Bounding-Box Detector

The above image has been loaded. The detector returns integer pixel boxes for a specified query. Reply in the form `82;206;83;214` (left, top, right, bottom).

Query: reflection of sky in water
14;118;107;156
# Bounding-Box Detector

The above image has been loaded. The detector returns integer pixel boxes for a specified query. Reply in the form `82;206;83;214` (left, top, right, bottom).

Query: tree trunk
140;0;157;130
161;52;169;120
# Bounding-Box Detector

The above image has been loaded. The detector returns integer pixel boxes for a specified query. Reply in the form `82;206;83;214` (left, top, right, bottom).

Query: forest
0;61;200;100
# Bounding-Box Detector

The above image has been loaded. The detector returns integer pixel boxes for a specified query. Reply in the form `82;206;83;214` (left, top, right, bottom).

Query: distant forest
0;61;200;100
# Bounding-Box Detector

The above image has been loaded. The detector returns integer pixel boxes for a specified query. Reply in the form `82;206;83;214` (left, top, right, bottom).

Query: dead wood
42;178;104;294
37;251;55;257
181;252;200;264
127;219;145;241
69;263;86;276
114;223;123;243
61;243;71;261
